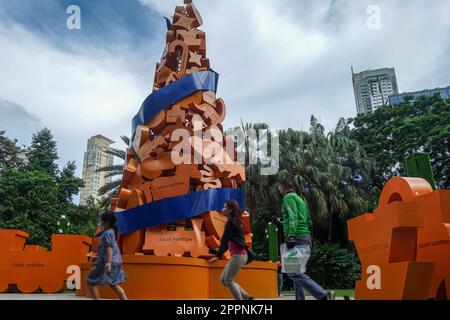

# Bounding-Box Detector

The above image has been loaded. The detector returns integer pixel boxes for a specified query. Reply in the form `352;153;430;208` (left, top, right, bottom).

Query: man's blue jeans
277;272;283;296
287;237;327;300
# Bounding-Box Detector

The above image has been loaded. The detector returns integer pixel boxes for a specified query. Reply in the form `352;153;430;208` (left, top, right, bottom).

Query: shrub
306;242;361;289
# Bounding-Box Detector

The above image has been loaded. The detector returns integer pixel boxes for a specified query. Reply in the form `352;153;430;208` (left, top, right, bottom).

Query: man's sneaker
327;291;336;300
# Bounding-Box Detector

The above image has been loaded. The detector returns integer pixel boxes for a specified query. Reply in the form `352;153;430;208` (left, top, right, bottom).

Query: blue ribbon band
115;188;244;235
131;70;219;138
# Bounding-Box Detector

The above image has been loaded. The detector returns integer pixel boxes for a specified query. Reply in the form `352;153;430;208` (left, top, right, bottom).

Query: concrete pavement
0;293;350;300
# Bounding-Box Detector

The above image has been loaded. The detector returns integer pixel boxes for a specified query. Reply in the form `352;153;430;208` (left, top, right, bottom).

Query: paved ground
0;293;349;300
0;293;89;300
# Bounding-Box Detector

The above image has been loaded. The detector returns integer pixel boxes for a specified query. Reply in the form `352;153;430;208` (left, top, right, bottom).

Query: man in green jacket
279;181;331;300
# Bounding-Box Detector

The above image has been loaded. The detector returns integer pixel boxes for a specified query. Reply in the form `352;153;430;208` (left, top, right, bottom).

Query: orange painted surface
77;256;278;299
0;230;91;293
79;0;265;300
121;230;145;256
348;177;450;300
143;218;210;258
105;0;252;260
415;190;450;299
203;211;227;239
209;261;277;299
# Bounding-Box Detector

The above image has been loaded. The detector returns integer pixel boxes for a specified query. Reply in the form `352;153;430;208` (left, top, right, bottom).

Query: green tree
0;128;99;248
56;160;99;237
57;161;84;204
26;128;59;176
97;135;130;210
350;94;450;189
243;117;375;255
63;198;101;237
0;170;60;248
0;130;24;174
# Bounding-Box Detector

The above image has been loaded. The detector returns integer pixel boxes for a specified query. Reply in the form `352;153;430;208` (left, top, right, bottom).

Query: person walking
271;214;285;297
277;261;284;297
208;199;254;300
87;212;128;300
278;181;332;301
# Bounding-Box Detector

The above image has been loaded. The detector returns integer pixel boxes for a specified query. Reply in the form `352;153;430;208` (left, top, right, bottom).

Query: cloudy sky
1;0;449;180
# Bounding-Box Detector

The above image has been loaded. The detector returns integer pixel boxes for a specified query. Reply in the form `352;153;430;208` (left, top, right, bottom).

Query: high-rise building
79;135;115;205
389;86;450;105
352;67;399;115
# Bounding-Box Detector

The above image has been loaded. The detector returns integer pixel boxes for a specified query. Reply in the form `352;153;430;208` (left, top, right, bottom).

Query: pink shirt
228;241;247;255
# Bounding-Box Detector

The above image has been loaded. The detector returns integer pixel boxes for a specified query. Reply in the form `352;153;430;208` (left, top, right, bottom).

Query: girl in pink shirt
208;199;254;300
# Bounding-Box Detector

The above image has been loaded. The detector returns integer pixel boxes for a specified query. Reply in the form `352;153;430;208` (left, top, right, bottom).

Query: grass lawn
329;289;355;298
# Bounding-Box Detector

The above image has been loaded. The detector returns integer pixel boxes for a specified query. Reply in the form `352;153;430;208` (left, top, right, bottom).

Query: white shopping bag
280;243;309;274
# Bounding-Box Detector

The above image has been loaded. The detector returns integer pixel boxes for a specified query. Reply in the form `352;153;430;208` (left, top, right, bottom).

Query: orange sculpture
77;256;277;300
95;0;252;259
78;0;278;299
0;230;92;293
348;177;450;300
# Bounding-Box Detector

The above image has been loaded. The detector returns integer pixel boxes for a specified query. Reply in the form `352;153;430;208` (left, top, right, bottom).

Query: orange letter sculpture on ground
348;177;450;300
0;230;92;293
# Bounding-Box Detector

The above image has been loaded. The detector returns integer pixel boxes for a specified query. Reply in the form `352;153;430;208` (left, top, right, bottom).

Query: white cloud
1;0;449;178
0;23;146;173
140;0;450;131
138;0;180;16
0;98;42;145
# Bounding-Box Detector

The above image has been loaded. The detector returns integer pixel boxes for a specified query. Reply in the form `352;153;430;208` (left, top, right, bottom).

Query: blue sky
0;0;449;184
0;0;161;49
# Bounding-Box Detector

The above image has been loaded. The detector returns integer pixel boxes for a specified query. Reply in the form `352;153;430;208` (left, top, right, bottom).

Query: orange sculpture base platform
76;256;278;299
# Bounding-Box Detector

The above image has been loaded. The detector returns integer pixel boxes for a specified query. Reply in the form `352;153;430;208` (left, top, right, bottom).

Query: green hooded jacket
282;192;313;238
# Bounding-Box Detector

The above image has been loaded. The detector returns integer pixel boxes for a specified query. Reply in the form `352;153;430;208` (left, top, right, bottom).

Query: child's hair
225;199;243;230
100;212;119;240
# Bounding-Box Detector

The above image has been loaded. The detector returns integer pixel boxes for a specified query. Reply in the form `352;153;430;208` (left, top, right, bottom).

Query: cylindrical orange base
77;255;278;299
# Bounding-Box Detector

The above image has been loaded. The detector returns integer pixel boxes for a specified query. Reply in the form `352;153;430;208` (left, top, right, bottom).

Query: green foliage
26;128;59;176
243;116;375;253
0;129;100;248
0;130;24;173
350;95;450;189
96;135;130;210
307;242;361;289
62;198;101;237
0;170;60;248
57;161;84;204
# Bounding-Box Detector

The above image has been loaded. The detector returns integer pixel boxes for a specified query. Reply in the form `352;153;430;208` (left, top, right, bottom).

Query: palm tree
97;135;130;210
243;117;375;254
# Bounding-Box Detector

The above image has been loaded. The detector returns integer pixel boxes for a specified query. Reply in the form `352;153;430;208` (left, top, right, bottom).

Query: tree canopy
349;94;450;189
0;130;24;173
0;129;100;248
243;116;375;255
26;128;59;176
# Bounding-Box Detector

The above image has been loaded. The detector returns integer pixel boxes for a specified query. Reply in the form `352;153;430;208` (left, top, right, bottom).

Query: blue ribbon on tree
131;70;219;138
114;188;245;235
